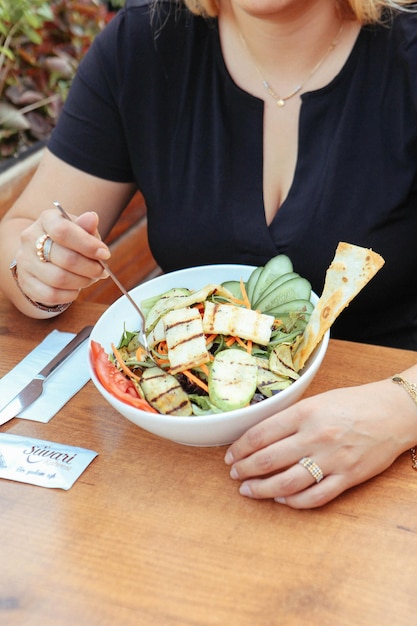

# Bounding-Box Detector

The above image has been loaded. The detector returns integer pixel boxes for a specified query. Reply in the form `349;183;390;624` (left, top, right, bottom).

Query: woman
1;0;417;508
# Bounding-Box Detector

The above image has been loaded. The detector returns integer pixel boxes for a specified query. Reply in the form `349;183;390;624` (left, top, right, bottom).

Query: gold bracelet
392;375;417;471
9;259;72;313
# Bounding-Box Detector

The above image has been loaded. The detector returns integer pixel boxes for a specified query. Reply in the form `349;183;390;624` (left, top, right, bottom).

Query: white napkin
0;330;91;423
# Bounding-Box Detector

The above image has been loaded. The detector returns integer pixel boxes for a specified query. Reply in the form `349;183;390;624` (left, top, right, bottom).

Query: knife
0;325;93;426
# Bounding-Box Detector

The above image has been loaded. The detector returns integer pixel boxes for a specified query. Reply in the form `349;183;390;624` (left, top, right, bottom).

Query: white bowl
88;264;329;446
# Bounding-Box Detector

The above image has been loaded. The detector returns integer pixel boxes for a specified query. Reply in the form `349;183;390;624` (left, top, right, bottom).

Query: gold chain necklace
239;22;344;108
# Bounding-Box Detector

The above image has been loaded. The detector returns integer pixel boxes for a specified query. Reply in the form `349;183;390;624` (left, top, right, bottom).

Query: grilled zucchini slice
140;366;192;416
209;349;257;411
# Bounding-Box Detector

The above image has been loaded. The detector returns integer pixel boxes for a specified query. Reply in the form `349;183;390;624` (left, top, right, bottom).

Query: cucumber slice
251;255;293;306
246;266;263;304
221;280;244;300
255;277;311;313
209;349;257;411
264;299;314;318
253;271;300;309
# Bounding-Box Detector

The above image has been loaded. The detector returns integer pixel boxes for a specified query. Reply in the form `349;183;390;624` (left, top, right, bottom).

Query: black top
48;1;417;350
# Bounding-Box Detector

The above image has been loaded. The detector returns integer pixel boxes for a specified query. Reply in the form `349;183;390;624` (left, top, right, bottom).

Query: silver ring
299;457;324;483
36;234;53;263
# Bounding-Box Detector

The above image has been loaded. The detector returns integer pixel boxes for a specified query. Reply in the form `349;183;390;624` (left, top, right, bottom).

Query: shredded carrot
112;343;142;382
181;369;209;393
224;335;252;354
199;362;210;377
155;340;169;355
152;341;171;366
153;355;170;367
224;293;245;307
240;278;252;309
205;333;217;345
135;345;148;362
235;336;249;350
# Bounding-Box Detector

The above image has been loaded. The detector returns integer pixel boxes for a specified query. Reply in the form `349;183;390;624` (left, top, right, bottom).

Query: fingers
224;382;407;509
22;209;110;277
227;434;304;481
74;211;101;236
227;436;351;509
236;457;319;496
239;474;346;509
15;266;82;307
234;457;343;509
226;437;332;508
14;208;111;305
225;406;302;467
39;209;110;263
223;405;332;508
33;237;108;284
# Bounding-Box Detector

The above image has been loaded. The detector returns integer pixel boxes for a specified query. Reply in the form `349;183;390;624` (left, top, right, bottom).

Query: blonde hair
182;0;416;24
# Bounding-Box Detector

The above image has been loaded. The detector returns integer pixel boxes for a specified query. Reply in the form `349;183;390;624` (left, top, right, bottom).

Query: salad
90;244;385;416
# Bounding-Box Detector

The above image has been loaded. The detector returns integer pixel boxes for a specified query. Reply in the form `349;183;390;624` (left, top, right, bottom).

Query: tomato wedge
90;340;157;413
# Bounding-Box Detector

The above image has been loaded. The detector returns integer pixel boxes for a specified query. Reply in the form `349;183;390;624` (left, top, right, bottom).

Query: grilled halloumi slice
163;307;210;374
202;301;274;346
145;284;232;333
145;284;240;332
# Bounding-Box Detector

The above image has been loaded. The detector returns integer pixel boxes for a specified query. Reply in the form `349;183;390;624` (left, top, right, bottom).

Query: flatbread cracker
293;242;385;371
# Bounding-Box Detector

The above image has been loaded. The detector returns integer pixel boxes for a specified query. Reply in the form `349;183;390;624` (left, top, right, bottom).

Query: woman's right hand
0;149;137;317
14;207;111;308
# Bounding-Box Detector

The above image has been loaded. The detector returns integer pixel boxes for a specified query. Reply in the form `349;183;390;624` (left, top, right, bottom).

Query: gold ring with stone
36;233;53;263
298;457;324;483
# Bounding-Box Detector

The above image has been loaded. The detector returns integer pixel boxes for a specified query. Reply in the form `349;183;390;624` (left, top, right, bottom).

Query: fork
53;201;151;355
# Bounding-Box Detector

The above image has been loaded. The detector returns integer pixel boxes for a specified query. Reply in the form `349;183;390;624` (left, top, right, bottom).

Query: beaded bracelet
9;259;72;314
392;375;417;471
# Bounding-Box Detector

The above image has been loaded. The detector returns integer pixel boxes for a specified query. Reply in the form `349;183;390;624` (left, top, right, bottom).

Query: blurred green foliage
0;0;113;160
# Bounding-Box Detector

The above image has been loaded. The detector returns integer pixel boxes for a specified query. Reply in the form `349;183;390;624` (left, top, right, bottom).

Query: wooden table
1;295;417;626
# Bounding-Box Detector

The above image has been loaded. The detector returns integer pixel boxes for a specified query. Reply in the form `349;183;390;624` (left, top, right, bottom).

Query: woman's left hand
224;377;417;508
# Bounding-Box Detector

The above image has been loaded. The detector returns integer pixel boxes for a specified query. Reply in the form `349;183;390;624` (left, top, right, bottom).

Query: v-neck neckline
212;20;366;228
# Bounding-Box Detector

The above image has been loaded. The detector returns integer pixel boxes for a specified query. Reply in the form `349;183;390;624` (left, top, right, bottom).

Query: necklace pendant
240;22;344;112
